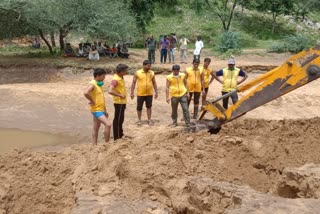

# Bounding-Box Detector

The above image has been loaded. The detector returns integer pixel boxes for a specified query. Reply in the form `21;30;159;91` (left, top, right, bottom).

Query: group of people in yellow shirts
84;58;247;144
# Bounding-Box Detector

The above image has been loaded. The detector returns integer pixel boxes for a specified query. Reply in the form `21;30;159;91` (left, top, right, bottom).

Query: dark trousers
187;92;201;106
113;104;126;140
171;95;190;125
222;91;238;109
160;49;168;63
194;54;201;62
188;92;201;119
148;49;155;63
120;53;129;59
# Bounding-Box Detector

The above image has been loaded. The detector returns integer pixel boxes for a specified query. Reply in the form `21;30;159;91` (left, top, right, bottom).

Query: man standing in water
83;68;112;145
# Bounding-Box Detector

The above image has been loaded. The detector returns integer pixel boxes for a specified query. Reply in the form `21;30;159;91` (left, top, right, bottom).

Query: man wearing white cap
213;58;248;109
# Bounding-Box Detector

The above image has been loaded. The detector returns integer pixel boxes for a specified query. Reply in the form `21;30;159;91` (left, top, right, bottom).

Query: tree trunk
216;0;238;32
272;13;277;34
50;32;56;48
226;1;238;31
217;13;228;31
38;29;53;54
59;28;65;50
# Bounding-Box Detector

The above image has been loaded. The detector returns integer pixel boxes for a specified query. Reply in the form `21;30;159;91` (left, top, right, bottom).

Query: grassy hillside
146;3;320;53
147;6;219;47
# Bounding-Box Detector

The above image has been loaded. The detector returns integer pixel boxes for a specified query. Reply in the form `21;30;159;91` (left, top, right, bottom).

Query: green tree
191;0;206;14
292;0;320;21
204;0;239;31
0;0;137;53
126;0;178;35
304;0;320;11
255;0;294;34
238;0;256;14
0;1;36;39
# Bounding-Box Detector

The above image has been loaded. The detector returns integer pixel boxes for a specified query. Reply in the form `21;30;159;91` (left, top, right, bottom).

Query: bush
215;31;242;54
0;45;61;57
269;42;287;53
285;34;313;53
131;39;145;49
239;32;258;48
269;34;313;53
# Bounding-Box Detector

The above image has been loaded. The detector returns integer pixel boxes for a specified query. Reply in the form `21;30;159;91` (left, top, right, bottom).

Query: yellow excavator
195;45;320;134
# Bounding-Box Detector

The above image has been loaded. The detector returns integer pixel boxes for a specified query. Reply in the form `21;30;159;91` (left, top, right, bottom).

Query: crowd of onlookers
145;33;204;64
32;34;205;64
64;41;130;61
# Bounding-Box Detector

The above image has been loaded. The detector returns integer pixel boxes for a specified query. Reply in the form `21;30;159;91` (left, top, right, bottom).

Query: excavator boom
197;45;320;133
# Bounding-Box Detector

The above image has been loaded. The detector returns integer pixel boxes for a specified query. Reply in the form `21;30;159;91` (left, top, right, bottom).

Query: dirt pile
1;117;320;214
275;164;320;199
166;177;320;214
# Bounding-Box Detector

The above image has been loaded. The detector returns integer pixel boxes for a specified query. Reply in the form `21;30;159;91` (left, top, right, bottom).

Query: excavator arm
197;45;320;133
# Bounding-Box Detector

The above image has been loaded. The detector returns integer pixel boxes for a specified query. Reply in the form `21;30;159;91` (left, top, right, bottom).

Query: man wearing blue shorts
83;68;112;145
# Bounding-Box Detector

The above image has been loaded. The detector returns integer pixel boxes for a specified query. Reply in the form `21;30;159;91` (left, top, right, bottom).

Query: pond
0;128;76;153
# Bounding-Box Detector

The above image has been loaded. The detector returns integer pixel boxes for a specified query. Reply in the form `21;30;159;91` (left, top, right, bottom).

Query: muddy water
0;128;76;153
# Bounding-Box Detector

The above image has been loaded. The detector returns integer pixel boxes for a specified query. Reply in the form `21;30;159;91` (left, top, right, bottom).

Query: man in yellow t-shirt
166;64;190;127
83;68;112;145
130;60;158;126
213;59;248;109
200;58;214;106
185;59;202;119
109;64;128;141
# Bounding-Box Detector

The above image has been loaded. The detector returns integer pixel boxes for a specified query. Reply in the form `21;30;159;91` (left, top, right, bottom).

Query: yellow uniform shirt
186;67;201;92
136;69;155;96
167;73;187;97
89;80;105;112
111;74;127;104
222;68;241;92
200;65;212;88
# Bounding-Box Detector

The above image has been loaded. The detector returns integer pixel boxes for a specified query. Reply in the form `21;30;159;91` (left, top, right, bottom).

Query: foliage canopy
0;0;138;52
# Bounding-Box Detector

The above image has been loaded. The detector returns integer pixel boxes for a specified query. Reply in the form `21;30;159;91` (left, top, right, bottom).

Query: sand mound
1;117;320;213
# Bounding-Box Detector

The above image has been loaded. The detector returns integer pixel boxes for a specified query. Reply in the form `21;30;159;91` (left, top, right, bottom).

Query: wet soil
0;49;320;213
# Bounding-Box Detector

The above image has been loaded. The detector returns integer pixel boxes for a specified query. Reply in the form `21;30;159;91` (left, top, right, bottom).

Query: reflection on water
0;128;76;153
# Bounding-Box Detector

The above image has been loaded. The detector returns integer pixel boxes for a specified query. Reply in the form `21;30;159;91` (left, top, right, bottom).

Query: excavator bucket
185;118;222;134
196;45;320;134
184;103;224;133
